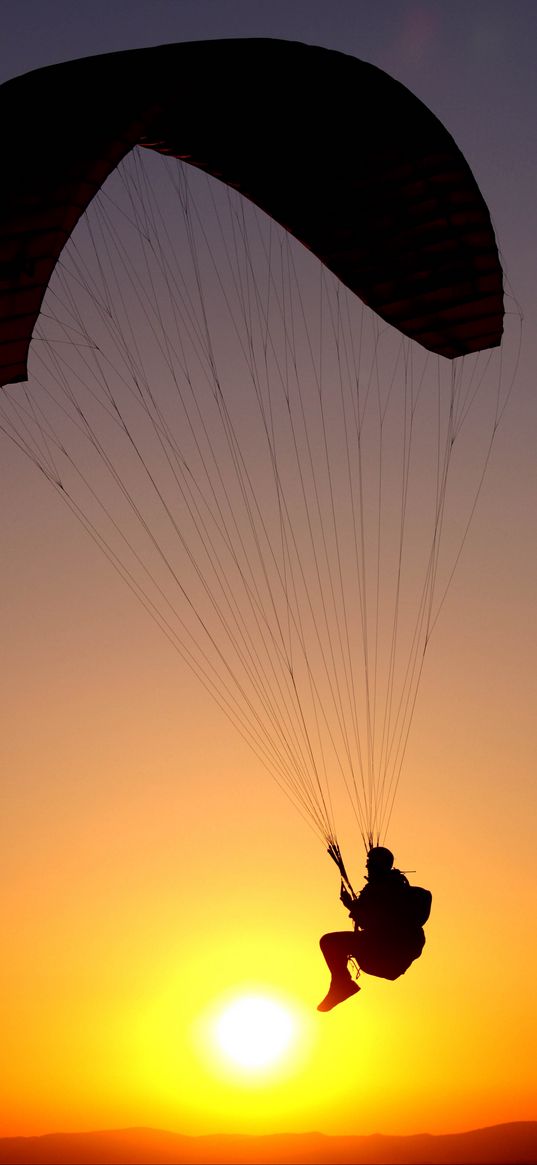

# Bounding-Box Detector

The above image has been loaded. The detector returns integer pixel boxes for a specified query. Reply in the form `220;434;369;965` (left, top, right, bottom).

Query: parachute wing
0;37;503;387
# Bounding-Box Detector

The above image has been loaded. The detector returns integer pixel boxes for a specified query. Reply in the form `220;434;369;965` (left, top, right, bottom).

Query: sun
214;994;296;1071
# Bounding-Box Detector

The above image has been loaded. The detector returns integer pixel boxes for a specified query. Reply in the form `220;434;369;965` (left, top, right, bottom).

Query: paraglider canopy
0;39;512;855
0;37;503;388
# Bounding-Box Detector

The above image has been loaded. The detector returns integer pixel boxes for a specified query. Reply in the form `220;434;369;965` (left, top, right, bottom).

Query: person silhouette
317;845;431;1011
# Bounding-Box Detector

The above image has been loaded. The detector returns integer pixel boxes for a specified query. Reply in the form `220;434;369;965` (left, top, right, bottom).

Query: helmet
366;845;394;872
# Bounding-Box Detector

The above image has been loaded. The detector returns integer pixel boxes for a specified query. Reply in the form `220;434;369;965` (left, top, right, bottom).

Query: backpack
408;885;432;926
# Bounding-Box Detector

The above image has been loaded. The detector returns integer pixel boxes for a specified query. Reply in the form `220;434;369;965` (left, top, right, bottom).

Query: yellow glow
213;994;295;1071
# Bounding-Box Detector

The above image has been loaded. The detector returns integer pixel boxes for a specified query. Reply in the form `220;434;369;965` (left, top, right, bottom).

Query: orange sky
2;0;537;1145
2;390;536;1138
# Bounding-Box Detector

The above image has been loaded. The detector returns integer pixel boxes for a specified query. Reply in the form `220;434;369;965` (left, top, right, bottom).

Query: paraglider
318;845;432;1011
0;39;514;1005
0;38;503;385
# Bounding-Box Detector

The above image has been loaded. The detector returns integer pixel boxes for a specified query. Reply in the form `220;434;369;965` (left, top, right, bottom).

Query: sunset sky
1;0;536;1144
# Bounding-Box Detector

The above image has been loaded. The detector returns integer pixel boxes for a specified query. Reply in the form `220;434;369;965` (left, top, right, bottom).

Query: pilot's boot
317;974;360;1012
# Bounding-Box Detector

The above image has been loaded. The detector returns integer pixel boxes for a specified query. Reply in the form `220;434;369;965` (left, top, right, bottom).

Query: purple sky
1;1;535;392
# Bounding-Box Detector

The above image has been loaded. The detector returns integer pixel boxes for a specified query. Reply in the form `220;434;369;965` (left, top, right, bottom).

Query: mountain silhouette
0;1122;536;1163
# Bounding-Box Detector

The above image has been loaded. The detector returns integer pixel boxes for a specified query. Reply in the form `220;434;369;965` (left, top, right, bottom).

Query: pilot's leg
317;931;360;1011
